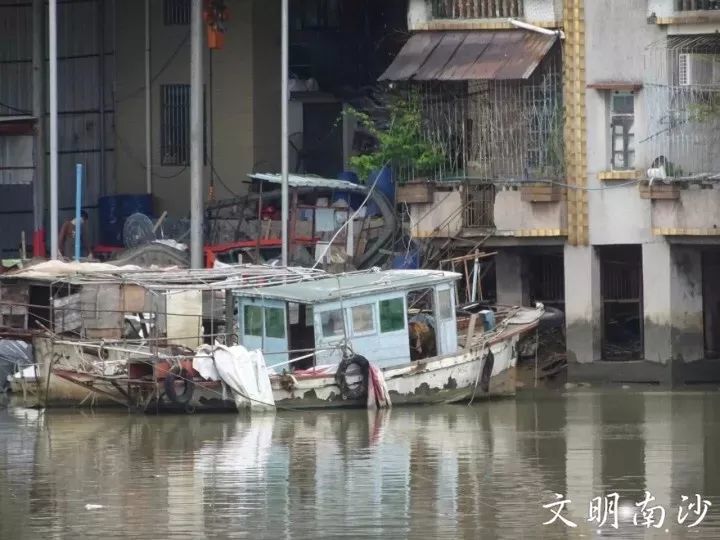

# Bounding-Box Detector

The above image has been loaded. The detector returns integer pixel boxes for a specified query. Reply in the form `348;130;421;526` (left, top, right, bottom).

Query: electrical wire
114;131;188;179
311;164;386;270
0;99;31;115
115;32;191;104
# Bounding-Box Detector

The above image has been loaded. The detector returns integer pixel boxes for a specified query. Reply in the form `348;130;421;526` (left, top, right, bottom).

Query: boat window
265;307;286;339
306;305;314;327
243;305;263;336
288;303;300;325
437;288;453;320
351;304;375;335
321;309;345;338
379;297;405;333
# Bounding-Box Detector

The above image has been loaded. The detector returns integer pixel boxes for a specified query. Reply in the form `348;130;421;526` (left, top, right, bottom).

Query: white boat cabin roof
235;269;460;305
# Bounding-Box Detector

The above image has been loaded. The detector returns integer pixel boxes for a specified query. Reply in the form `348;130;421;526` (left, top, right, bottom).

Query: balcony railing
431;0;523;19
676;0;720;10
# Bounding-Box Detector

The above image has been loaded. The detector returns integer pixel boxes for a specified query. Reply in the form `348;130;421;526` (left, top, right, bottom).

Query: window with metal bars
676;0;720;11
163;0;191;26
431;0;523;18
610;92;635;170
462;182;496;229
292;0;341;30
160;84;206;167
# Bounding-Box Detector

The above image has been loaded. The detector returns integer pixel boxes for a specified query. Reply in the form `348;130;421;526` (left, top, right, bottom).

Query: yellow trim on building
563;0;588;246
653;13;720;25
494;229;568;237
654;228;720;236
598;169;642;181
415;20;563;31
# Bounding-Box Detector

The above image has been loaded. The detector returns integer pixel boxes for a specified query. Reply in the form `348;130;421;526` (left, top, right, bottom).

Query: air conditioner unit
679;53;720;86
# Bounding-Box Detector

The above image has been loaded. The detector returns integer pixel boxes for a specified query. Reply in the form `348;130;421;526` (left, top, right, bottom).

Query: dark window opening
164;0;191;26
676;0;720;11
599;245;644;361
703;251;720;359
527;252;565;312
289;303;315;370
292;0;341;31
463;182;496;229
160;84;207;166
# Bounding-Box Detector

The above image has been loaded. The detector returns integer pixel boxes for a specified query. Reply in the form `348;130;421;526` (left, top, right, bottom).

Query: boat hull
23;325;522;412
271;336;518;410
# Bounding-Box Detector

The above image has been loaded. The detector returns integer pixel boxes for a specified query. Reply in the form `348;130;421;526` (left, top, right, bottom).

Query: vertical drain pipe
32;0;46;257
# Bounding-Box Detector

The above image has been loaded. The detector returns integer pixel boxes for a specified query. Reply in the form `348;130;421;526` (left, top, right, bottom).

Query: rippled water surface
2;390;720;539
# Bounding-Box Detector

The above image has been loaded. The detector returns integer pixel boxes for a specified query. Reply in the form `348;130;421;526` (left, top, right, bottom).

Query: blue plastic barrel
366;166;395;216
480;310;496;332
98;194;154;246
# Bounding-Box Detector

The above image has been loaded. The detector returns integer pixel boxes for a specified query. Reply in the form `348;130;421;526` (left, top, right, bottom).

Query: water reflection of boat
4;393;717;538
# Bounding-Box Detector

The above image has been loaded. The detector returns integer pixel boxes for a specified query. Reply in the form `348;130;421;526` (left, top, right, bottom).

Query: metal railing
431;0;523;19
676;0;720;10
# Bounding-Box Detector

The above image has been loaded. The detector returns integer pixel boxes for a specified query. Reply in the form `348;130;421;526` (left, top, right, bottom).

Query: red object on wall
203;0;229;50
32;229;46;258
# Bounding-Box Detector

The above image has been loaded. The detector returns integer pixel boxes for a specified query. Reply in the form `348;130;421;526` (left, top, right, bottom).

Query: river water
1;390;719;539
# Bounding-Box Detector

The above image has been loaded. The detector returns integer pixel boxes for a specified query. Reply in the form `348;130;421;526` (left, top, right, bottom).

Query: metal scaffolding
642;35;720;179
405;49;564;185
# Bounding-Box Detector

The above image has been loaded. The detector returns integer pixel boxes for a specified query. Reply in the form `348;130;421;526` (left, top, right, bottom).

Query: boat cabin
232;270;461;370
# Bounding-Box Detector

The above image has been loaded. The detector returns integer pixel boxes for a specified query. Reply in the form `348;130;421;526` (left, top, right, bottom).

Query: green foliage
345;94;445;183
689;94;720;124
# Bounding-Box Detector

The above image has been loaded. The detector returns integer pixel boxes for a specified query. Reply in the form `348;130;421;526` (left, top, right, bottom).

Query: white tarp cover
194;343;275;411
8;260;142;279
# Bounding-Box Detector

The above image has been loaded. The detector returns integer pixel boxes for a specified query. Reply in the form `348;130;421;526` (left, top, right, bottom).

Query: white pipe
280;0;289;266
508;18;565;40
49;0;58;260
189;0;204;269
144;0;152;194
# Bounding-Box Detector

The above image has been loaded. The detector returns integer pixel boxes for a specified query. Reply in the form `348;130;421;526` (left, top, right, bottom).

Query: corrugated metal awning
379;30;557;82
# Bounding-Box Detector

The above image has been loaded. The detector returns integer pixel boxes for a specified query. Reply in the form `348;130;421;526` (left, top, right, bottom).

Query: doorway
703;250;720;359
599;245;644;360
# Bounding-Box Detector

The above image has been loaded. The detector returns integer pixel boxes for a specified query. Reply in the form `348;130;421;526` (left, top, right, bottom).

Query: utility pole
189;0;204;268
49;0;58;259
280;0;289;266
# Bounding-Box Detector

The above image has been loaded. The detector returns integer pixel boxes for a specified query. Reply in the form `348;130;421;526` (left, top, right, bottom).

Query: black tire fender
480;351;494;393
164;365;195;405
335;354;369;401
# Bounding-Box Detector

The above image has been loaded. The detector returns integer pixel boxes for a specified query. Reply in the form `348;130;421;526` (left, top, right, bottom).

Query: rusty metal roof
379;30;557;82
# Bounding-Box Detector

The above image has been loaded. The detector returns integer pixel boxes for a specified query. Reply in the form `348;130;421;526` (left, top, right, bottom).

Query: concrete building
0;0;406;255
385;0;720;384
3;0;720;384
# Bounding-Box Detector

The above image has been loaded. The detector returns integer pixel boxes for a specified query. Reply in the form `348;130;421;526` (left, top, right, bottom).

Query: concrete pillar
643;242;703;364
495;250;529;306
671;246;704;362
564;245;601;363
643;242;672;363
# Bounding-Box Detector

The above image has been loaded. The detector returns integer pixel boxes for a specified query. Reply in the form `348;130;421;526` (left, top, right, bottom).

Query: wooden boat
40;270;541;411
2;264;542;412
